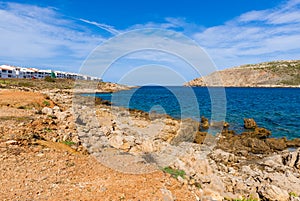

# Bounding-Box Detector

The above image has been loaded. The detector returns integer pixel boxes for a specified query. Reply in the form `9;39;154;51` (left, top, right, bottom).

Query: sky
0;0;300;84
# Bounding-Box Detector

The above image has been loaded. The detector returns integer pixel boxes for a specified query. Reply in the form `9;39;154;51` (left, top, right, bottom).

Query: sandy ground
0;90;196;200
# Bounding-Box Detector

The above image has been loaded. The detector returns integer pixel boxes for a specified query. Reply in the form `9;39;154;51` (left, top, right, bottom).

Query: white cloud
194;0;300;68
0;2;104;70
79;19;120;35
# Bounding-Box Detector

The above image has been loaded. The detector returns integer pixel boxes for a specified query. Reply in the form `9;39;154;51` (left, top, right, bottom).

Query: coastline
1;79;300;200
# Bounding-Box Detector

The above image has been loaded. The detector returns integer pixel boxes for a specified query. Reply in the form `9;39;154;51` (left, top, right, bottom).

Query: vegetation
44;76;55;82
0;78;74;89
289;192;298;197
43;128;52;132
162;166;186;179
62;141;76;146
43;100;50;106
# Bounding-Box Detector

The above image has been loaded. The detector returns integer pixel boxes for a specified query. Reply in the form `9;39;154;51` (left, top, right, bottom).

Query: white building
0;64;102;81
0;65;16;78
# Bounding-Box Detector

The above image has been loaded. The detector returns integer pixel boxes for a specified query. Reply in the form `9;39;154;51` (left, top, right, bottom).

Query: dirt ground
0;89;197;200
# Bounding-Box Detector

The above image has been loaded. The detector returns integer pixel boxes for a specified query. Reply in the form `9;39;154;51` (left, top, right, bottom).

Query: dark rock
201;116;209;130
287;138;300;147
265;138;287;151
242;127;271;139
244;118;257;129
194;132;207;144
241;137;271;154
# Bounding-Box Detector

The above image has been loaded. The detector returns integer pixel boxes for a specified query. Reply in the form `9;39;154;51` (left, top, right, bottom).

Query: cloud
79;18;120;35
0;2;104;70
193;0;300;68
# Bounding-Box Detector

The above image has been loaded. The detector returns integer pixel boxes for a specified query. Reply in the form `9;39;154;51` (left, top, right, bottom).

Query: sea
92;86;300;139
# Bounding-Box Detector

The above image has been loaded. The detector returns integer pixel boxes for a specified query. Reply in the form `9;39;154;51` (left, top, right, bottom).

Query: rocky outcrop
244;118;257;129
185;60;300;87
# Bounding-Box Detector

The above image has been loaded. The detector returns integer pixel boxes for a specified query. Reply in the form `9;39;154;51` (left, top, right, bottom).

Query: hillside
185;60;300;87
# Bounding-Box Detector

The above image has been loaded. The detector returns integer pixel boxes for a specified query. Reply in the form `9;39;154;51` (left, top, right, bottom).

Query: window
2;70;7;73
8;70;12;73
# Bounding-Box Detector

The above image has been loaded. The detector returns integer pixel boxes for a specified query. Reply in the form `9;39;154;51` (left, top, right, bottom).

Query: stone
244;118;257;129
52;106;60;113
201;116;209;130
210;149;236;164
194;132;207;144
258;185;289;201
5;140;18;145
41;107;53;115
266;137;287;151
171;119;199;145
56;112;69;122
108;135;123;149
283;150;300;168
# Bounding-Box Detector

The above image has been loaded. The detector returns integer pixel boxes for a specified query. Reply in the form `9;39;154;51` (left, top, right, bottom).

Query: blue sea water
93;86;300;139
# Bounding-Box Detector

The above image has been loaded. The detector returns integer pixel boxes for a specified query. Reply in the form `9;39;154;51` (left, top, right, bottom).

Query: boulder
258;185;289;201
244;118;257;129
41;107;53;115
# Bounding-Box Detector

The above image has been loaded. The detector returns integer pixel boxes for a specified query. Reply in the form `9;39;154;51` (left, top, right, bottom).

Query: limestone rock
108;135;123;149
41;107;53;115
258;185;289;201
171;119;199;145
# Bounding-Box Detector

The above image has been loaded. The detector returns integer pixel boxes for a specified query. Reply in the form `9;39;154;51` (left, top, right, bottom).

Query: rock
261;154;283;168
41;107;53;115
56;112;69;122
201;116;209;130
140;141;154;153
242;127;271;139
244;118;257;129
194;132;207;144
108;135;123;149
52;106;60;113
171;119;199;145
283;149;300;169
287;138;300;147
210;149;236;164
258;185;289;201
223;122;230;129
200;188;223;201
160;188;174;201
266;137;287;151
5;140;18;145
241;137;271;154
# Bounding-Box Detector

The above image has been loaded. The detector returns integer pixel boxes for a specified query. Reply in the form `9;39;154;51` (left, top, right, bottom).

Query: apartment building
0;65;101;81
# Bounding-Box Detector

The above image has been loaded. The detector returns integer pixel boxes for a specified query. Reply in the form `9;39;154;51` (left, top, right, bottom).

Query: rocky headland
185;60;300;87
1;78;300;200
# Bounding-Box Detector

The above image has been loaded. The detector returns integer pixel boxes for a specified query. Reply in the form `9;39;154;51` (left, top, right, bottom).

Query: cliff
185;60;300;87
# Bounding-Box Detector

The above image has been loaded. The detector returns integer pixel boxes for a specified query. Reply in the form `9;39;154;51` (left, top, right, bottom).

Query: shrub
162;166;186;178
44;76;55;82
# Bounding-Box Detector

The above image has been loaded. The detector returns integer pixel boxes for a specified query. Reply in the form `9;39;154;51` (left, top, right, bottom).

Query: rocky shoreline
1;81;300;200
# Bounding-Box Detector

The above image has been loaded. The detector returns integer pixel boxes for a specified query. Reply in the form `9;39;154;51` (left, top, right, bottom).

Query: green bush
162;166;186;178
44;76;55;82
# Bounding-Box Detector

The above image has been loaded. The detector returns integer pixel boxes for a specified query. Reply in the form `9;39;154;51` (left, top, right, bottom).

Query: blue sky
0;0;300;84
